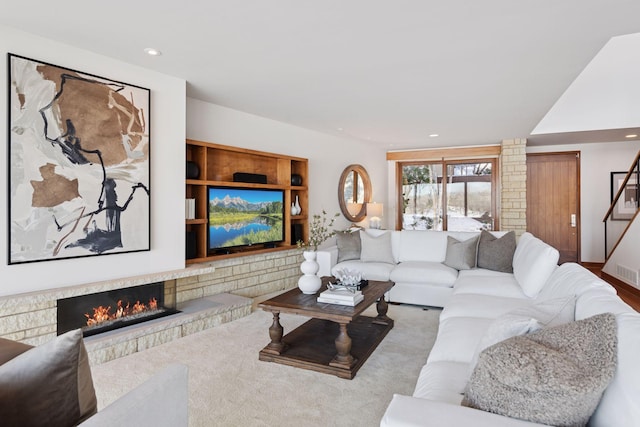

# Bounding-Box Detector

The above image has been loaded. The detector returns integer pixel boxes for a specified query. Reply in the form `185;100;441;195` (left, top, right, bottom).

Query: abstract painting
8;54;150;264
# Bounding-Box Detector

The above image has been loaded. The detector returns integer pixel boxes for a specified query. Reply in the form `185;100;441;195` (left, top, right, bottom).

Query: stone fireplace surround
0;248;302;364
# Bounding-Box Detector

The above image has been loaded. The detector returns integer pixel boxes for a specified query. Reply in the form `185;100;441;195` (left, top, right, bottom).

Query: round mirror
338;164;372;222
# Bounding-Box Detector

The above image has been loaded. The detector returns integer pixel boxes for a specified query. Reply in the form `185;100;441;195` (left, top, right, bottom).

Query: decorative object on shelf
294;195;302;215
8;54;151;264
186;161;200;179
185;198;196;220
297;210;340;294
298;250;322;294
291;174;303;186
367;202;384;229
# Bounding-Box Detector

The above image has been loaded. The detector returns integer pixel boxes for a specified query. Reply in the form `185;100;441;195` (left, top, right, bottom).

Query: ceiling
3;1;640;149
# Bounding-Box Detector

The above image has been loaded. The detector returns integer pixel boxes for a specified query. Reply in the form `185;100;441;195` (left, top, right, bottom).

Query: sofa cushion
536;262;613;302
413;360;468;404
397;230;448;263
476;230;516;273
0;338;32;365
0;329;98;426
427;317;493;364
463;313;617;427
331;260;395;281
441;294;531;321
390;261;458;286
453;274;528;299
512;232;559;298
589;313;640;427
576;288;635;319
443;235;479;270
467;296;576;374
335;230;361;263
359;230;394;264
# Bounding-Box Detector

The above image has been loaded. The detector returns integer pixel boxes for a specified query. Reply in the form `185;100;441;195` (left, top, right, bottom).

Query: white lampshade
366;202;383;229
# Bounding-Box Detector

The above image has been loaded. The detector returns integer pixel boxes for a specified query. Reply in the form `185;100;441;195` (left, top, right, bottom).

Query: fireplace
57;281;179;337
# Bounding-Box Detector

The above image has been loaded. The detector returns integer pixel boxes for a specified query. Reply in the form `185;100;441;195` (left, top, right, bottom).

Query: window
398;159;497;231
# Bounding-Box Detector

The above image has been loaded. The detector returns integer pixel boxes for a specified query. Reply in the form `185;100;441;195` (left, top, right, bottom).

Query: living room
1;2;640;426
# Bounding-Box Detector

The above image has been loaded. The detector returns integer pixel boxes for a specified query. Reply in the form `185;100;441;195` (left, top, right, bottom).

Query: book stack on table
317;288;364;306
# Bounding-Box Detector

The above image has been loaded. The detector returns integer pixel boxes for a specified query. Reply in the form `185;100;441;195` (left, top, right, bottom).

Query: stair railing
603;150;640;260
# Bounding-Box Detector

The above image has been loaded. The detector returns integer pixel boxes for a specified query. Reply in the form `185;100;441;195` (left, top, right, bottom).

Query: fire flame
84;297;158;327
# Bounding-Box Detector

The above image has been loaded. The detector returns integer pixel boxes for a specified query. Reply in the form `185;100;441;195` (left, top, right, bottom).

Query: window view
401;164;443;230
400;160;495;231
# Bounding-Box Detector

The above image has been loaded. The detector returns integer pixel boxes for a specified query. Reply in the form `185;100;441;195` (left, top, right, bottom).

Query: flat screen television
207;186;285;253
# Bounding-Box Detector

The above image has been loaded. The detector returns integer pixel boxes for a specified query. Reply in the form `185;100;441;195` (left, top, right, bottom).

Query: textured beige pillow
0;329;98;426
463;313;617;426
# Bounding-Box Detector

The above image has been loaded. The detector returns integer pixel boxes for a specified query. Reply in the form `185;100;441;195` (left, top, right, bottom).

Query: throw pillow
512;232;560;298
0;337;33;365
336;230;361;263
476;230;516;273
359;231;394;264
0;329;98;426
463;313;617;426
443;235;479;270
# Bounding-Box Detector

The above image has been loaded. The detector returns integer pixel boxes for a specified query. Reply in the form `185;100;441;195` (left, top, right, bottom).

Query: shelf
186;139;308;262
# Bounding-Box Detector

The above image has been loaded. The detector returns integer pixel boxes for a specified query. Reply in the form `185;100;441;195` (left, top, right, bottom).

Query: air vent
616;264;639;287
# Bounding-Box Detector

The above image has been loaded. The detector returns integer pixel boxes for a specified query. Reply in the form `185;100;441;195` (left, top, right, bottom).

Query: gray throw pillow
336;231;361;263
476;230;516;273
0;337;33;365
463;313;617;427
443;235;479;270
0;329;98;426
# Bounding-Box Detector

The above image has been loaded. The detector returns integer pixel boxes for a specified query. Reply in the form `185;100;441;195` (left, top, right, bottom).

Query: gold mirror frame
338;164;372;222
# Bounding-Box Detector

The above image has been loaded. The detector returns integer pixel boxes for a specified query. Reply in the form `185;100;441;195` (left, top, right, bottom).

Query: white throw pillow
359;231;395;264
512;232;559;298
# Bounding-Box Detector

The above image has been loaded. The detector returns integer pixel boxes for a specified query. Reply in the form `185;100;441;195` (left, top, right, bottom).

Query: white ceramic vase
298;250;321;294
294;195;301;215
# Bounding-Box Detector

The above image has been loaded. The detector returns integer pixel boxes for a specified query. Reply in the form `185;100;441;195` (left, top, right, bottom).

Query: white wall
0;25;187;297
186;99;388;234
527;140;640;262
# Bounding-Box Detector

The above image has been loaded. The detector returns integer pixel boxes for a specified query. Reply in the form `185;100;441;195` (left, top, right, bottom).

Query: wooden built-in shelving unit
185;139;308;263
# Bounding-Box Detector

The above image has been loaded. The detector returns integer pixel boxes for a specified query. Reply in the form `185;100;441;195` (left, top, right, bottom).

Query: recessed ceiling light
429;134;439;138
337;127;344;131
625;134;638;138
144;48;162;56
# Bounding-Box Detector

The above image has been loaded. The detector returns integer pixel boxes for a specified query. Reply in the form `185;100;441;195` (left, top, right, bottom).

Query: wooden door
526;152;580;264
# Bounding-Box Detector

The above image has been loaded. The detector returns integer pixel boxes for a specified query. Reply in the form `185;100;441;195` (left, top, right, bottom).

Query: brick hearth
0;248;303;364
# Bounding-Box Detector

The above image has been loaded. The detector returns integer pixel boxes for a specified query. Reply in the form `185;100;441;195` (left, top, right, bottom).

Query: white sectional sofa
317;228;510;307
318;229;640;426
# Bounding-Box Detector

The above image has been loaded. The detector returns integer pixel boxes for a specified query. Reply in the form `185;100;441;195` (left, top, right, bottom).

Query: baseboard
601;271;640;312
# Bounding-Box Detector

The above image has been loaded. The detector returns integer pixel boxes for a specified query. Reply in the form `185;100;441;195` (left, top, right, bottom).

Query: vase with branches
296;210;339;294
297;210;340;251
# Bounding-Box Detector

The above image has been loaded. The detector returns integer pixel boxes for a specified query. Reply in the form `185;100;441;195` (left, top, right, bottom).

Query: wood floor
582;262;640;312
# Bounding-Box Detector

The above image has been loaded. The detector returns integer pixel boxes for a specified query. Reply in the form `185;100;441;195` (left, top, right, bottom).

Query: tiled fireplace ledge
85;292;252;365
0;264;219;345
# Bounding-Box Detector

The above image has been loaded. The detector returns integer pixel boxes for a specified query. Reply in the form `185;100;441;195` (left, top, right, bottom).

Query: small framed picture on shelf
610;171;639;220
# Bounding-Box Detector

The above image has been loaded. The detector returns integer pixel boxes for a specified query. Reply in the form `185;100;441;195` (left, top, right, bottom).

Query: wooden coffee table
258;277;394;379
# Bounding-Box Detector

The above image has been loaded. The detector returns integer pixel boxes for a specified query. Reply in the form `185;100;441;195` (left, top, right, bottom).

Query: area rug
90;303;441;427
